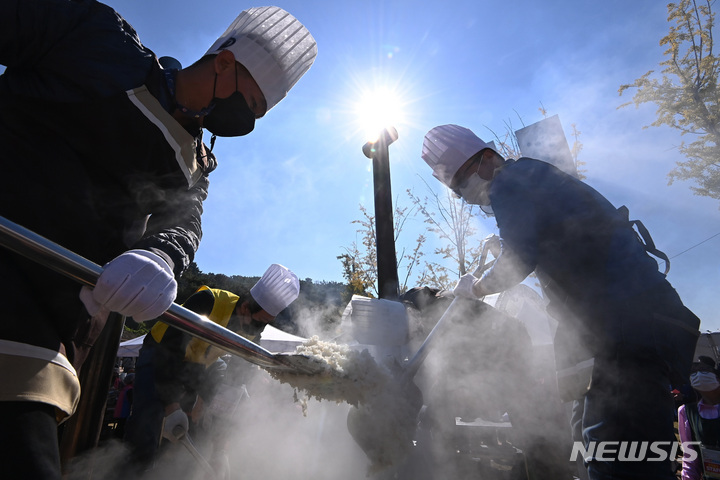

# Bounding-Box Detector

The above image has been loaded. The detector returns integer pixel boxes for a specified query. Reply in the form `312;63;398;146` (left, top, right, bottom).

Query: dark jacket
483;158;699;378
485;159;666;304
0;0;216;367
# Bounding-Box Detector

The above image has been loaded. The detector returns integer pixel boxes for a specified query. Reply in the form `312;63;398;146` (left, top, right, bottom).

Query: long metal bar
403;296;461;380
0;215;298;371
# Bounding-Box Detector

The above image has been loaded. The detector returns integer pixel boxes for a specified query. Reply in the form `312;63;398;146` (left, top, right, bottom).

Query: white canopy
259;325;307;353
117;334;145;357
116;325;307;358
695;331;720;364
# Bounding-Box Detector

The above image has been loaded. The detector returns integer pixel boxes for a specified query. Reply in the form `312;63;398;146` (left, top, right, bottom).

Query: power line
670;232;720;259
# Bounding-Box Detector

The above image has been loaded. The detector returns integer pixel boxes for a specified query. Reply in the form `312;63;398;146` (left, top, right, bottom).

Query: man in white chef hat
77;6;316;336
125;264;301;475
421;124;700;480
0;3;316;478
168;6;317;139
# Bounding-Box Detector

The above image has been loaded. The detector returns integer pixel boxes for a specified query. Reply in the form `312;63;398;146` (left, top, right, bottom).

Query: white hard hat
250;264;300;316
205;6;318;112
421;124;496;188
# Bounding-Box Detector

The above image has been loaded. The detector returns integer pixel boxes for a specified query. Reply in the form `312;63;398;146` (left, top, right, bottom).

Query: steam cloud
64;278;579;480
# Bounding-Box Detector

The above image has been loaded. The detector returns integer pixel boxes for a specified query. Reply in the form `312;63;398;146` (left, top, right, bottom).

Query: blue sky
98;0;720;330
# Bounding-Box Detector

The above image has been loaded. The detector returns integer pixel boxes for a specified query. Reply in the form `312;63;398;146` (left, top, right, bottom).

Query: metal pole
363;127;399;300
59;312;125;472
0;215;297;371
0;216;323;472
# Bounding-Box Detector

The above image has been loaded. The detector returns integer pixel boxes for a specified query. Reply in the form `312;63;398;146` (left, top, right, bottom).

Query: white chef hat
250;264;300;316
421;124;497;188
205;6;318;113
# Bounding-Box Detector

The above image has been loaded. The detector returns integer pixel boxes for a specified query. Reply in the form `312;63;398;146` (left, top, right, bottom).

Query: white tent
259;325;307;353
117;334;145;357
116;325;307;358
695;331;720;364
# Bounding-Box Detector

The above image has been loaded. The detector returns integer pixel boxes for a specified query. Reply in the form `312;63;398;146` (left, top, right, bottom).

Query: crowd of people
0;1;705;480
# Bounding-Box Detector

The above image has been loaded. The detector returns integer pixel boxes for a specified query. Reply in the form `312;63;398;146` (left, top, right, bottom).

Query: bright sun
355;87;405;142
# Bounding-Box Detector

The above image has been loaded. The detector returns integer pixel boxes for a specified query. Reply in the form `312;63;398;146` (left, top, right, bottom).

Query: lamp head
362;126;399;158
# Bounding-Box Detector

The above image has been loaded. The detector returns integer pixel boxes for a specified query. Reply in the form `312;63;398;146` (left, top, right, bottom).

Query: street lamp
363;126;400;300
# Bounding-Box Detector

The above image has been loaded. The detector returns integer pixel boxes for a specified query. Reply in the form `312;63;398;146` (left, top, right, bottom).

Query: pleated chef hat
205;6;318;112
421;124;496;188
250;264;300;316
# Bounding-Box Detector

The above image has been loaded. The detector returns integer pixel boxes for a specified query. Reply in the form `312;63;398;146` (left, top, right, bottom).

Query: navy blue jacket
0;0;216;365
485;158;666;306
482;159;699;376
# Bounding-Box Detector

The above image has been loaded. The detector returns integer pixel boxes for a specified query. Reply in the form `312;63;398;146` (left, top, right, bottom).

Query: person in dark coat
113;373;135;439
0;2;317;478
421;124;701;480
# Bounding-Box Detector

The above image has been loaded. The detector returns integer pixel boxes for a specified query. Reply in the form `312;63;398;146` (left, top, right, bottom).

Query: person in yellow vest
124;264;300;475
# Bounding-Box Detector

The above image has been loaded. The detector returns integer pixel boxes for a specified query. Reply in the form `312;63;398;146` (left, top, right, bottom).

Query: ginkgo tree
619;0;720;201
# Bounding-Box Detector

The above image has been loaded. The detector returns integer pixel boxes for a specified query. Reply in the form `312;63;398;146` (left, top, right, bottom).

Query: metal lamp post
362;126;400;300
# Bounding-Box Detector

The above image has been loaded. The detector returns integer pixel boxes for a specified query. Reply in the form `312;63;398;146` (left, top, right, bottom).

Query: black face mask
203;91;256;137
227;314;266;339
239;318;266;337
203;66;256;137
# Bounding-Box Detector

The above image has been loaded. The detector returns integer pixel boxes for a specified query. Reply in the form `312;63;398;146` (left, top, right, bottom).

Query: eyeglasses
452;151;485;192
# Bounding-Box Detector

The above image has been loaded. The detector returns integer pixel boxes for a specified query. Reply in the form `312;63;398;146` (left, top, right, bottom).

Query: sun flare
355;87;405;142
